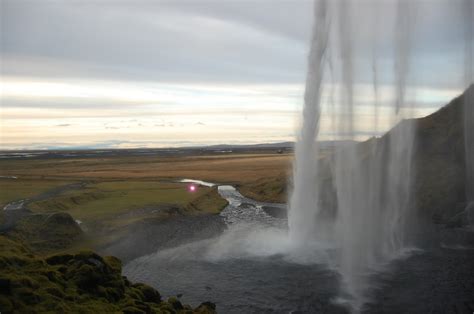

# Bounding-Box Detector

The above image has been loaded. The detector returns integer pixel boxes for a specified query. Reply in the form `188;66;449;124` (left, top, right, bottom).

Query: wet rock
440;227;474;248
0;278;11;294
239;202;255;209
194;301;217;314
446;210;469;228
168;296;184;310
262;206;287;219
446;202;474;228
466;202;474;225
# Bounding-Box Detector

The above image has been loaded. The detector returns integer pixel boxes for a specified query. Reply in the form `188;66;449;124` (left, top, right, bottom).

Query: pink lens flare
188;185;197;192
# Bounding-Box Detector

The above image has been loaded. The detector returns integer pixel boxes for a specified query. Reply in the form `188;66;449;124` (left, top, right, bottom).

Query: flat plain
0;151;291;251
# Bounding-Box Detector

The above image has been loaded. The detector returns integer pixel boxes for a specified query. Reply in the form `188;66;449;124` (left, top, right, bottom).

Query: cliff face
412;86;471;223
342;85;471;225
240;86;472;227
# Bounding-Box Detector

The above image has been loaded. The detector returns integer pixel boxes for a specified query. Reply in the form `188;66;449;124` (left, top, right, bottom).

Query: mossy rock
123;305;147;314
195;302;217;314
104;255;122;272
0;235;217;314
168;296;184;310
45;253;75;265
132;283;161;303
0;295;14;313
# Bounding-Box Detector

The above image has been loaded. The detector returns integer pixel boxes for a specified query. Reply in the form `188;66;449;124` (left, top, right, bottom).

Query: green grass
0;179;73;208
28;181;226;230
0;177;228;251
238;175;287;203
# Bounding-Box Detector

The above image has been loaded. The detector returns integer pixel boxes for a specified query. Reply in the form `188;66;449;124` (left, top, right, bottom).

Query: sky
0;0;472;150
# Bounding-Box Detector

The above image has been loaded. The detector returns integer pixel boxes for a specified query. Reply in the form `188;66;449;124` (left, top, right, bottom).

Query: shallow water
179;179;216;187
126;251;345;313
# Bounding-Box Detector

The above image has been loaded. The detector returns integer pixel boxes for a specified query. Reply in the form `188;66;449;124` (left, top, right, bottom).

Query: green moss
0;295;14;313
122;305;147;314
167;296;184;310
104;255;122;272
132;283;161;303
0;235;217;314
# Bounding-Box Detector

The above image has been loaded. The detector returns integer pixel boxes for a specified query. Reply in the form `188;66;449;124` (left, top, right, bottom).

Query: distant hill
0;141;368;160
0;142;295;160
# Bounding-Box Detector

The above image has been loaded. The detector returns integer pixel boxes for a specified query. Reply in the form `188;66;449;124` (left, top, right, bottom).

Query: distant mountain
198;142;294;150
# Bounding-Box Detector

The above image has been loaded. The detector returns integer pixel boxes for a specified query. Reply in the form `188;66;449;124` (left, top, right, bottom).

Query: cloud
0;0;470;149
1;0;468;88
1;0;308;84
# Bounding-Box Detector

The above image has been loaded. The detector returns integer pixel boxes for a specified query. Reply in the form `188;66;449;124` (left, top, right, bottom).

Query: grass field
0;153;292;184
0;179;74;208
27;180;226;230
0;152;289;252
0;153;291;209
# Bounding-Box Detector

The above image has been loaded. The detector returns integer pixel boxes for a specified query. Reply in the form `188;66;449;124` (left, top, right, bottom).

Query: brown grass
0;153;292;185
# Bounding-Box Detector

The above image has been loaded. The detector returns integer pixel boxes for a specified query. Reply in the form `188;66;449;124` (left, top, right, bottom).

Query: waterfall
289;0;417;310
288;0;329;244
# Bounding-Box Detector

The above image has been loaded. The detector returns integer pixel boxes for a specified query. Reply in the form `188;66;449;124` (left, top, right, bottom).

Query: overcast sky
0;0;471;149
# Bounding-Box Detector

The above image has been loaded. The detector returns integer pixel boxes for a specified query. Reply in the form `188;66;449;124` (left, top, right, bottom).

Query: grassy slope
16;181;228;251
0;235;216;314
5;212;85;255
0;165;230;258
238;175;287;203
27;181;227;229
0;179;73;208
